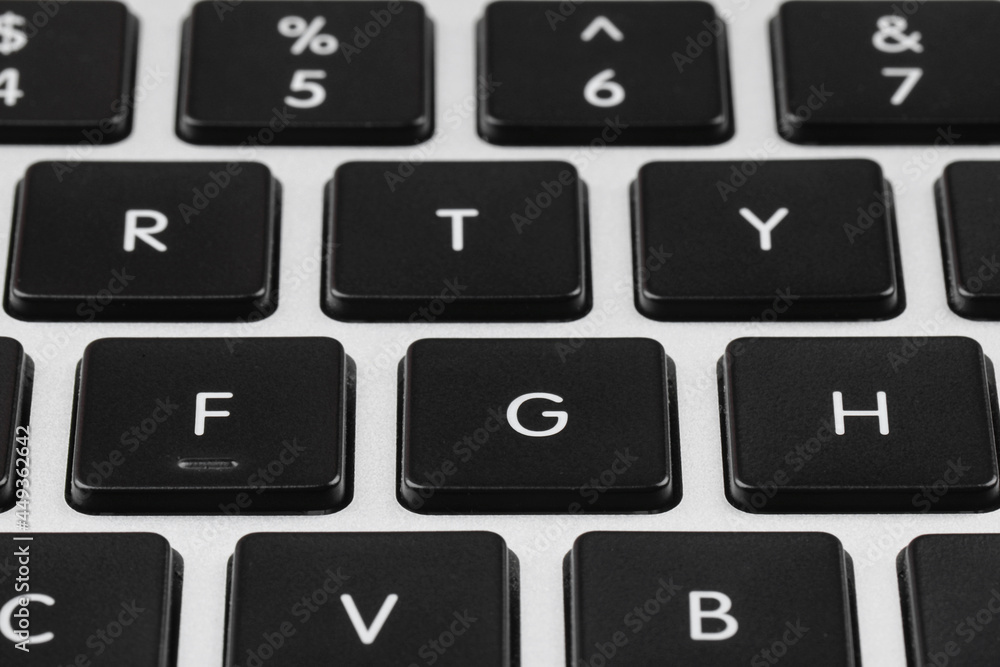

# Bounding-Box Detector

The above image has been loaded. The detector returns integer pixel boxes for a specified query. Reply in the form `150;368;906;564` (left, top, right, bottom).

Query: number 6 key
177;1;433;145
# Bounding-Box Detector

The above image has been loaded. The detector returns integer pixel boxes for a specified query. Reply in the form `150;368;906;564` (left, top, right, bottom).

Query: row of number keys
0;1;998;144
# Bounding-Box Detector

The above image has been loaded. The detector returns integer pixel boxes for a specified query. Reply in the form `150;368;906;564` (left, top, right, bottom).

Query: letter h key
832;391;889;435
720;336;1000;513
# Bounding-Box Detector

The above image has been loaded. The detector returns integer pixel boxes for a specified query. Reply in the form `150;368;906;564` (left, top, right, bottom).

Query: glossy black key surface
0;533;182;666
68;337;353;514
899;534;1000;667
225;532;518;667
633;159;904;321
937;162;1000;319
566;532;860;666
178;1;433;145
0;338;30;513
399;338;679;513
772;1;1000;144
478;1;733;145
0;1;137;143
324;161;590;322
720;337;1000;513
5;161;280;321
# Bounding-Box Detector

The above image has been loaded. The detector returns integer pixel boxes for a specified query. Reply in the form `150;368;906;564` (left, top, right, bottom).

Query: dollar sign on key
0;12;28;56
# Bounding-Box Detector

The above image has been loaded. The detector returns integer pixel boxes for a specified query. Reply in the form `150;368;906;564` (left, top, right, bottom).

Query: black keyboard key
399;338;679;513
478;1;733;145
720;337;1000;513
5;161;280;322
226;532;517;666
324;161;591;321
937;161;1000;319
633;159;904;320
566;532;860;666
0;533;182;666
772;1;1000;144
68;337;354;514
0;338;31;514
178;1;432;145
899;534;1000;666
0;1;137;143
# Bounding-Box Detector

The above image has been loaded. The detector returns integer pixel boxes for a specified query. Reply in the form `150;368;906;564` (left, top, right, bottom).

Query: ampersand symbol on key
872;15;924;53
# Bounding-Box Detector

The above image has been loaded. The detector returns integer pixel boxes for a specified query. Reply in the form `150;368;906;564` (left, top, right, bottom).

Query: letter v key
341;594;399;645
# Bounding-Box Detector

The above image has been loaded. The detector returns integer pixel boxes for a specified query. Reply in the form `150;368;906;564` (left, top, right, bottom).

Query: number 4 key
0;68;22;107
0;2;139;143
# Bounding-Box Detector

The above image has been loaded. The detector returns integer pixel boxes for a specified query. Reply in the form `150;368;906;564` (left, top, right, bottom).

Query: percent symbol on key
277;16;338;55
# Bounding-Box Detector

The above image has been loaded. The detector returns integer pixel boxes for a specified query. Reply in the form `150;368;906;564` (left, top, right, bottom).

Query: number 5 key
177;1;434;145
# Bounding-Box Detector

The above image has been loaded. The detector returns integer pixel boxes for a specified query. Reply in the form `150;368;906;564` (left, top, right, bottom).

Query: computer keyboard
1;0;999;665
